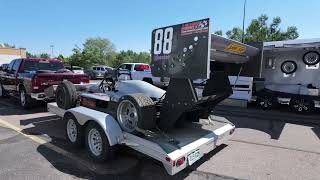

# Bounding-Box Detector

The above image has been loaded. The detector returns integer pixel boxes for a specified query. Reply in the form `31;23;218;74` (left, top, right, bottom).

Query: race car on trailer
47;19;259;175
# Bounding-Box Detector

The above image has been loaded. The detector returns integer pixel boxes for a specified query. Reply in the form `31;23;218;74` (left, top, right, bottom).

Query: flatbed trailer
47;102;235;175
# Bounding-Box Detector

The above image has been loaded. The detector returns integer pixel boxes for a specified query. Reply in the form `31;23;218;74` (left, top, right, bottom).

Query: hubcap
117;100;138;132
66;119;77;143
20;90;26;106
88;128;102;156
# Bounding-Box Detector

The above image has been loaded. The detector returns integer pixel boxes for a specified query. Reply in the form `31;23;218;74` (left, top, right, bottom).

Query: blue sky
1;0;320;56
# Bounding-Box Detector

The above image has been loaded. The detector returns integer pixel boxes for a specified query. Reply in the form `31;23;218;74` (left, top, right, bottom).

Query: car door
2;60;17;91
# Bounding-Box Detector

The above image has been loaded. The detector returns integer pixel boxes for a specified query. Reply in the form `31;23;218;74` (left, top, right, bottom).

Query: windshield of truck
23;61;64;72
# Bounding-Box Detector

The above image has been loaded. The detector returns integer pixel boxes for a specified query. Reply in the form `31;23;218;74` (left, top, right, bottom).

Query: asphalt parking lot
0;96;319;180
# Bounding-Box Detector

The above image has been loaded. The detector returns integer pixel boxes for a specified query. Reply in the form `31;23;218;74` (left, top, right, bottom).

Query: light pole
241;0;247;43
50;45;54;58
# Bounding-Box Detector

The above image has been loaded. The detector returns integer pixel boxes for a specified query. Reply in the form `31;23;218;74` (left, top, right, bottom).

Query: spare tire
116;93;156;133
303;51;320;65
56;81;77;109
281;60;297;74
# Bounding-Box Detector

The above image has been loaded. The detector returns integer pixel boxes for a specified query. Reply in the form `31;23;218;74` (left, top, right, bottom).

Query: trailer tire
85;122;114;162
56;81;77;110
257;94;278;110
64;113;84;148
289;98;315;114
116;93;156;133
303;51;320;65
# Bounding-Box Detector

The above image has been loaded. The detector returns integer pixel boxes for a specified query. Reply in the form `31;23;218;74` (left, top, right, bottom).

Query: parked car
116;63;169;88
91;65;113;79
65;66;85;74
0;58;90;108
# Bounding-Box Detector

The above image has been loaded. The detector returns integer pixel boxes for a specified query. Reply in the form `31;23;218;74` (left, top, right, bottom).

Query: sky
1;0;320;56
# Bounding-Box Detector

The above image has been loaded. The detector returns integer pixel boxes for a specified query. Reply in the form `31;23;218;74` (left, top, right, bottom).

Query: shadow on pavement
312;126;320;140
19;115;229;179
213;105;320;140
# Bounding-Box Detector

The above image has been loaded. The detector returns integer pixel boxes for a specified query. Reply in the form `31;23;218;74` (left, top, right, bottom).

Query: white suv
117;63;169;88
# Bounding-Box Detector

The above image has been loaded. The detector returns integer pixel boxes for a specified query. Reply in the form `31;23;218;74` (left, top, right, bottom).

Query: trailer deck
47;102;235;175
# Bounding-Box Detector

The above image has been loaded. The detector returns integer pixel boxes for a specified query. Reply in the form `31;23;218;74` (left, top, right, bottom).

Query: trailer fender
66;107;123;146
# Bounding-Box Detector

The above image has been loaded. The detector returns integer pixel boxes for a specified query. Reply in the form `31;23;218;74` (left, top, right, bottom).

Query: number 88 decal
153;27;173;55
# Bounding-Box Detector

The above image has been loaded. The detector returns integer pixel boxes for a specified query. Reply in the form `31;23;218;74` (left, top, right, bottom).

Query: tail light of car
134;64;150;71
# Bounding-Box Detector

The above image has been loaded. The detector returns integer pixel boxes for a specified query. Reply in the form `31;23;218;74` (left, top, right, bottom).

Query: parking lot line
0;117;100;174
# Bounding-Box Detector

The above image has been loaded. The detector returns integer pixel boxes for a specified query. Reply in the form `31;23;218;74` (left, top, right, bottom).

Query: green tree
112;50;150;67
39;53;50;59
57;54;65;60
226;14;299;43
82;37;116;67
26;52;37;58
214;30;223;36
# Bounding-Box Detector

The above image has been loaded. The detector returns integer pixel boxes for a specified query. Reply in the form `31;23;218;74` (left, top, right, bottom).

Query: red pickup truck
0;58;89;108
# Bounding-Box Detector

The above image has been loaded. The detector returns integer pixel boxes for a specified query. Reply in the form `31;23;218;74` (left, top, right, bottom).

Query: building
0;44;26;65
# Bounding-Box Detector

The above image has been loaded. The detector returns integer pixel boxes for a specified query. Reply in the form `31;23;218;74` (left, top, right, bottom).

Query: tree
226;14;299;43
214;30;223;36
39;53;50;59
112;50;150;67
57;54;65;60
82;37;116;67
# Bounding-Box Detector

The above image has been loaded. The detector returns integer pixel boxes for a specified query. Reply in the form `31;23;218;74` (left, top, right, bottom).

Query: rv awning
210;34;259;64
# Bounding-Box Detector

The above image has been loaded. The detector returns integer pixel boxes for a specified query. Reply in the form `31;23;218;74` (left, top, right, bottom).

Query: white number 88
153;27;173;55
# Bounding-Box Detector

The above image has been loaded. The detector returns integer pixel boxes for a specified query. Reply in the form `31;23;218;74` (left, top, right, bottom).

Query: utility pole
50;45;54;58
241;0;247;43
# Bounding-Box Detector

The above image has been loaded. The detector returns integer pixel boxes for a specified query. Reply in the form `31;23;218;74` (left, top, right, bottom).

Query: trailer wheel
303;51;320;65
116;93;156;133
257;94;277;110
289;98;315;114
64;113;84;147
85;122;114;162
56;81;77;110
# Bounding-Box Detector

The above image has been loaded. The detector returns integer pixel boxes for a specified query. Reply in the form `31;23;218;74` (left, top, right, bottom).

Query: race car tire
116;93;156;133
56;81;77;110
303;51;320;65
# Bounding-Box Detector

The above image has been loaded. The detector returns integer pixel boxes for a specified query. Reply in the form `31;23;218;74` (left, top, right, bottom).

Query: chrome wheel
88;128;102;156
66;119;77;143
20;90;26;106
117;100;138;132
